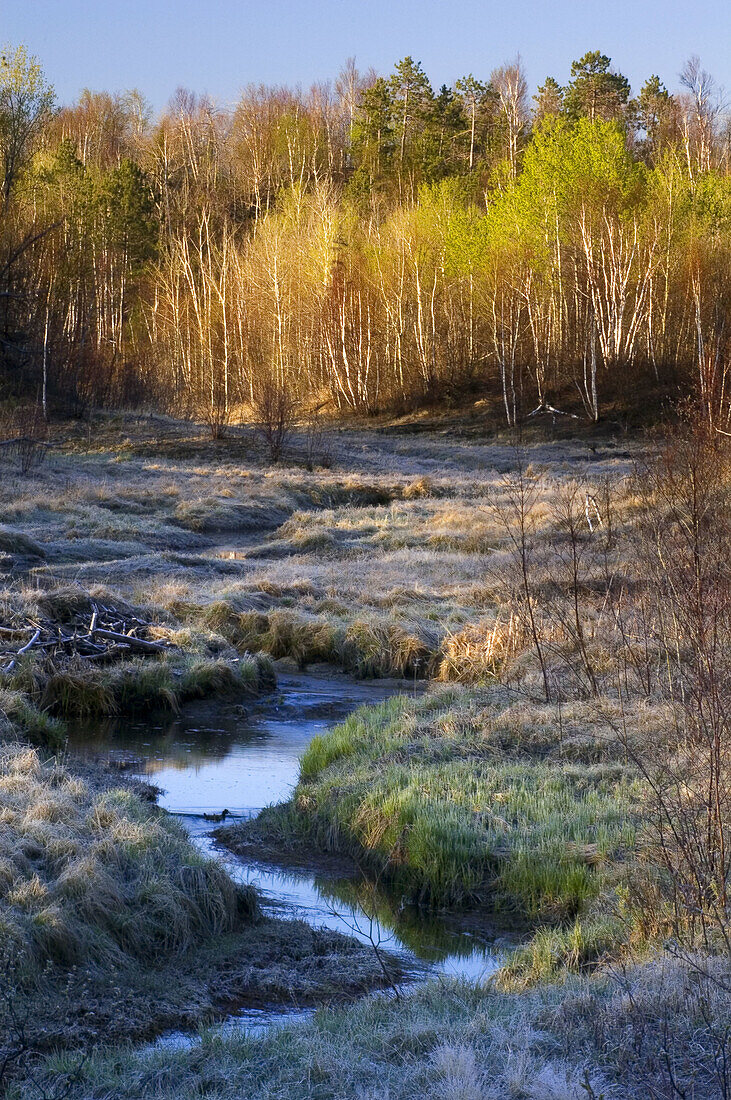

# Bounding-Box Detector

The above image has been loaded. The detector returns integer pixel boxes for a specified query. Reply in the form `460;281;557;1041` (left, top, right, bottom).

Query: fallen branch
0;603;176;673
528;403;582;420
90;629;170;653
3;629;42;672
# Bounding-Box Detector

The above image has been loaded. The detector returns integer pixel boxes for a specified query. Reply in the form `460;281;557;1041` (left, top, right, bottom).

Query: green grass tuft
264;689;641;919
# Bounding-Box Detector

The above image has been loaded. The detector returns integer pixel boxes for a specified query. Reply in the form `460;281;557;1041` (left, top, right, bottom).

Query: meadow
1;408;729;1098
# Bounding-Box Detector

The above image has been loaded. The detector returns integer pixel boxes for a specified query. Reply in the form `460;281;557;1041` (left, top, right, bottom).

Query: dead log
90;628;170;653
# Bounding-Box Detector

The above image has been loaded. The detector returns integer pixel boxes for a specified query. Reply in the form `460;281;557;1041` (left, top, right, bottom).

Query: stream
67;671;515;1040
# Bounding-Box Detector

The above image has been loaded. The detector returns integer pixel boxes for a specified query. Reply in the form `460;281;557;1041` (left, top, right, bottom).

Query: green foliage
100;158;158;268
636;75;675;160
533;76;564;122
351;57;470;197
2;40;729;423
517;115;646;219
350;77;396;193
563;50;631;123
0;43;54;202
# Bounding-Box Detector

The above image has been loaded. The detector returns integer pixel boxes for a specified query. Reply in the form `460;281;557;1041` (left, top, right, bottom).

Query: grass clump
194;603;439;677
437;616;524;683
0;525;46;559
0;689;65;748
261;610;342;666
341;619;434;678
0;743;258;978
1;652;274;727
179;654;275;699
249;689;640;924
40;669;120;719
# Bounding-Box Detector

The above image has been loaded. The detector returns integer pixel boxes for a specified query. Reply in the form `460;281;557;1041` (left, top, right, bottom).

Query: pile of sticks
0;603;174;674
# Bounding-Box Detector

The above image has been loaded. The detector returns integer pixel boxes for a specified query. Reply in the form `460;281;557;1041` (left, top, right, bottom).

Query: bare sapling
485;449;552;703
547;481;601;697
614;414;731;951
252;373;300;463
0;404;50;474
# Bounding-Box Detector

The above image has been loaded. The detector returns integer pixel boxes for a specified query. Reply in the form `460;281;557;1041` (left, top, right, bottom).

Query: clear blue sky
4;0;730;111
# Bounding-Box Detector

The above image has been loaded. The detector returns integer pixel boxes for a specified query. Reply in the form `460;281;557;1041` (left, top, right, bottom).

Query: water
68;671;513;1038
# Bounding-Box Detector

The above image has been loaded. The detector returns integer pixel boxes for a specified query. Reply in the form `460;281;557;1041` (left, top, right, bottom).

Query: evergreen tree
533;77;564;123
429;85;468;178
636;75;676;160
350;77;395;193
563;51;631;123
455;74;490;170
388;56;434;195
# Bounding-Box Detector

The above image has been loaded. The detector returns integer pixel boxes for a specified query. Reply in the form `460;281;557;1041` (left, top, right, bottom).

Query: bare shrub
614;415;731;949
543;481;605;697
200;385;230;441
252;375;299;463
303;406;333;470
0;405;50;474
484;452;553;702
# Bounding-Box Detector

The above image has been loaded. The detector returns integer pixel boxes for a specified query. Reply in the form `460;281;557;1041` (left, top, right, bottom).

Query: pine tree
563;51;631;123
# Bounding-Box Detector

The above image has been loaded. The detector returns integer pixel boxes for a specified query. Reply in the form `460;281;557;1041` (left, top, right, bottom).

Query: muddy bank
8;909;397;1057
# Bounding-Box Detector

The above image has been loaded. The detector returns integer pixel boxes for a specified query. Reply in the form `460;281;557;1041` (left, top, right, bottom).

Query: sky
3;0;731;112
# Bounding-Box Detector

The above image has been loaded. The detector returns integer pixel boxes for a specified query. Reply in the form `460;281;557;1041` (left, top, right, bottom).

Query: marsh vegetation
0;406;727;1097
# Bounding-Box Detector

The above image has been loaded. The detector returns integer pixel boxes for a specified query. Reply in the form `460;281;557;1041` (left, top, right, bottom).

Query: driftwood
91;628;169;652
0;602;174;674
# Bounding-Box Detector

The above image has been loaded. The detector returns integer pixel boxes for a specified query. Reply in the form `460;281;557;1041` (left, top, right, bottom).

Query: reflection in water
68;672;515;1035
69;683;354;812
185;819;506;984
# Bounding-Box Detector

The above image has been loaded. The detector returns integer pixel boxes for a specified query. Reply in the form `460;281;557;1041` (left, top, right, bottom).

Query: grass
0;742;393;1085
232;689;642;928
0;410;638;696
0;688;66;748
4;411;718;1095
0;525;46;560
178;603;437;677
0;574;277;748
0;651;275;734
22;956;731;1100
0;742;257;977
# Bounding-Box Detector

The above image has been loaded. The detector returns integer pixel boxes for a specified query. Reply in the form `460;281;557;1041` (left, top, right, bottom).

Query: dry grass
0;415;639;698
0;742;257;977
0;742;390;1083
437;615;527;683
26;954;731;1100
9;414;709;1095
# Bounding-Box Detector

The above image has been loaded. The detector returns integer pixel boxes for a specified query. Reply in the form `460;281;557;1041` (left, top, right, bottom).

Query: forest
1;44;730;432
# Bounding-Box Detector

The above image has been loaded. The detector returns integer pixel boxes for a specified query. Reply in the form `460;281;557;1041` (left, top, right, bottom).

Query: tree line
1;44;730;433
